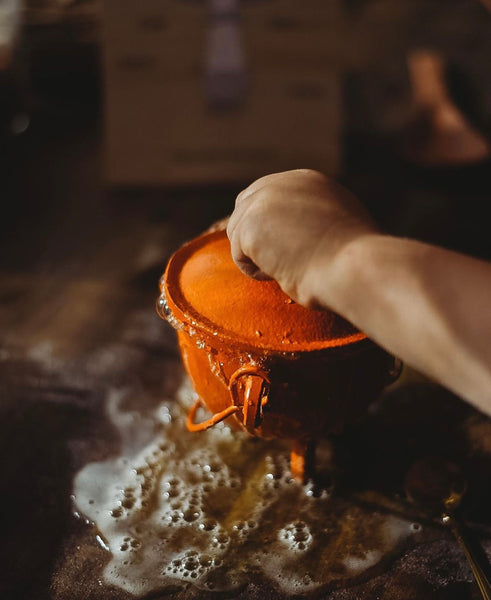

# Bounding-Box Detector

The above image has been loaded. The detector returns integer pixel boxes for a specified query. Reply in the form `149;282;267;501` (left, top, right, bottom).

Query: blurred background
1;2;491;599
1;0;491;250
1;0;491;257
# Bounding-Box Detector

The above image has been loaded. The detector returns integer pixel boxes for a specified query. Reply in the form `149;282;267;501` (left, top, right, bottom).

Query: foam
73;380;416;596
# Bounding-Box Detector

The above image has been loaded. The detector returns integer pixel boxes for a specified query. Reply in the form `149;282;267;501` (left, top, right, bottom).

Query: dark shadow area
0;376;97;599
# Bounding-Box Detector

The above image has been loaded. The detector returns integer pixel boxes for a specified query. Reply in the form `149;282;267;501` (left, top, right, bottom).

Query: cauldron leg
290;439;316;483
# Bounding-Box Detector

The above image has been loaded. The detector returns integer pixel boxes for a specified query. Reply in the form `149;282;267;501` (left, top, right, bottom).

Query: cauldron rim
159;230;368;355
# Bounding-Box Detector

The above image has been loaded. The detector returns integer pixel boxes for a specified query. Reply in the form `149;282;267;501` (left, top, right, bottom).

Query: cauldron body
158;230;399;476
174;328;396;440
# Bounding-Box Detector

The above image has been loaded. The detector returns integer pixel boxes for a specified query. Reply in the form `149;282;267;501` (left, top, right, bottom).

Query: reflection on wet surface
73;382;418;597
61;358;490;600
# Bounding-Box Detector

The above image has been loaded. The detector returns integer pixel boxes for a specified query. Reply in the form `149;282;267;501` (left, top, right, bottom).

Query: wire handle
186;365;270;434
186;398;241;432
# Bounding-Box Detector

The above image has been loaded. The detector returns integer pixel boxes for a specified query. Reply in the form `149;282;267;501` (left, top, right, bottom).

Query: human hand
227;169;380;306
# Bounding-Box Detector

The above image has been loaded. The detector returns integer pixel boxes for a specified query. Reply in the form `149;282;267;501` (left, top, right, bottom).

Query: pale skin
227;169;491;418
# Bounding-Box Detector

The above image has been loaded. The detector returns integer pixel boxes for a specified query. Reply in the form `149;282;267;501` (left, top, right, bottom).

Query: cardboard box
102;0;342;186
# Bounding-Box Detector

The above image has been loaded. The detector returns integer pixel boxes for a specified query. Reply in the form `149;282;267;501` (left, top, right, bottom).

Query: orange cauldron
157;230;400;481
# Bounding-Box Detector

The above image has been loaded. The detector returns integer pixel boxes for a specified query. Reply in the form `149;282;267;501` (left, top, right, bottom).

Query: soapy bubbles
72;382;417;596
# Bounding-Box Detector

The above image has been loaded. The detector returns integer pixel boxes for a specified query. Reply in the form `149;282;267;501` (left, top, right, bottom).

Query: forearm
227;170;491;414
306;234;491;415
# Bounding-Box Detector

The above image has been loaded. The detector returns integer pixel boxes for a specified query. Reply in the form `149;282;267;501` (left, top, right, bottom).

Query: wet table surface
1;71;491;600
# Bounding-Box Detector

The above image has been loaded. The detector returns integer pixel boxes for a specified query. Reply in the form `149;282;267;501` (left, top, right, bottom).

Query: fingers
227;169;333;282
226;195;250;241
227;179;266;240
227;171;284;239
228;182;274;280
232;253;272;280
228;210;272;280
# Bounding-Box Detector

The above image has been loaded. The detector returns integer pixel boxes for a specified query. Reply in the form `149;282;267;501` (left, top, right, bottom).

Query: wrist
301;232;384;316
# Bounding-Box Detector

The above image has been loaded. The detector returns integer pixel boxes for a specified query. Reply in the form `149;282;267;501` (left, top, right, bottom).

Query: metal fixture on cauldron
158;229;401;481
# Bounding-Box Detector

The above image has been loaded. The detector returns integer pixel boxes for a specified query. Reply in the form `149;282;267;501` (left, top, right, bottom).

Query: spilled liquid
73;380;418;597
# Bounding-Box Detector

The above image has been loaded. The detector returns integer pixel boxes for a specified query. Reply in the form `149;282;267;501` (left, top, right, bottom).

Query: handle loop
229;365;270;434
185;365;270;434
186;398;241;432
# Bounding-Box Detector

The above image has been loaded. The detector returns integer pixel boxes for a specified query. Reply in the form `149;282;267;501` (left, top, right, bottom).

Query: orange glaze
164;230;366;352
158;230;400;480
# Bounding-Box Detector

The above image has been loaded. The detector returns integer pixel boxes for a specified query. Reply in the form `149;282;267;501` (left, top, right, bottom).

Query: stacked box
102;0;342;186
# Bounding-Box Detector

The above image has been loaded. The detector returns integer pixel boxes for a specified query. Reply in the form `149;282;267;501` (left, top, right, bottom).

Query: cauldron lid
162;230;366;352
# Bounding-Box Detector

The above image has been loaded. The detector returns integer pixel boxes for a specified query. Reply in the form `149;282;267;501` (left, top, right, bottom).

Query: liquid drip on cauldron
73;379;418;597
